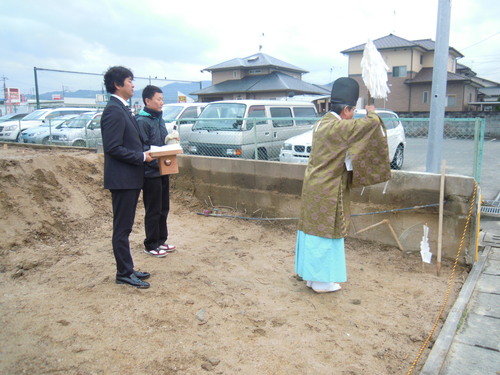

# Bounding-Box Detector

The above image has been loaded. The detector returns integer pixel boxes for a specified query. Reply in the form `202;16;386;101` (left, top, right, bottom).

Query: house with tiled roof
191;53;330;102
341;34;497;112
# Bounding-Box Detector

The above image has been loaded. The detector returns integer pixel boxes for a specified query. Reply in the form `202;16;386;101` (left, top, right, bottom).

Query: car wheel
391;144;404;170
73;140;86;147
257;148;268;160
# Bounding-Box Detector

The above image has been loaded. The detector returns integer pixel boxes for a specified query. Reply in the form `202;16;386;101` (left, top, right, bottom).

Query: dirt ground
0;145;469;375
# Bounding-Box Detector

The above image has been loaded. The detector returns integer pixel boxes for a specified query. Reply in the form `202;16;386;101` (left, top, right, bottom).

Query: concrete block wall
173;155;478;263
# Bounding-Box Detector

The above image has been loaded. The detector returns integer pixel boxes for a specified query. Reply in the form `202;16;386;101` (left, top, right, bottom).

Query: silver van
186;100;318;160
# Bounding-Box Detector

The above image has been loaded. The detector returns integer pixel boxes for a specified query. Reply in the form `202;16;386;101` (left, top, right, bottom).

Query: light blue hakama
294;230;347;283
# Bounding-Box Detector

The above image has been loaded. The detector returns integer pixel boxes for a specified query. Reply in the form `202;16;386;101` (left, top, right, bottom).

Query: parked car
279;108;406;169
0;107;94;142
187;100;318;160
49;112;102;147
20;114;78;144
162;103;206;147
0;112;28;123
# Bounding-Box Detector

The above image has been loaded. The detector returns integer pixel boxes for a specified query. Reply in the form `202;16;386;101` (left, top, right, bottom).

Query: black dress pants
111;188;141;277
142;175;170;251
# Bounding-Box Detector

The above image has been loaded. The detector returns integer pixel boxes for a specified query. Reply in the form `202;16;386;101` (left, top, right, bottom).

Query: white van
0;107;94;142
187;100;318;160
162;103;206;147
279;108;406;169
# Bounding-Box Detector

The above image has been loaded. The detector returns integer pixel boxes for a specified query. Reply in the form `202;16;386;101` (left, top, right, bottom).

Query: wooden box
149;148;184;175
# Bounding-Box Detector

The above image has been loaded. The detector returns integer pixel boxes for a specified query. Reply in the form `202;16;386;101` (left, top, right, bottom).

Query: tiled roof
341;34;416;53
405;67;470;84
412;38;436;51
204;53;308;73
191;72;330;96
341;34;463;57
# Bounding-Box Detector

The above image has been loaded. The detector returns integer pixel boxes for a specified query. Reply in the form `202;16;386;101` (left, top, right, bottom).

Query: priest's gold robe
298;111;392;239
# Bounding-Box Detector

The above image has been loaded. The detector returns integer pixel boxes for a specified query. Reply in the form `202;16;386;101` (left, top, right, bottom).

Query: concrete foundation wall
173;155;478;264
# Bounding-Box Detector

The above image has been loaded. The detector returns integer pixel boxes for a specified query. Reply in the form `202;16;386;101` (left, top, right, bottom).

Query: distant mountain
38;81;212;103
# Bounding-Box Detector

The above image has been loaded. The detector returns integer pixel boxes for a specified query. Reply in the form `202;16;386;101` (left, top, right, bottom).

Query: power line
34;67;200;84
460;31;500;51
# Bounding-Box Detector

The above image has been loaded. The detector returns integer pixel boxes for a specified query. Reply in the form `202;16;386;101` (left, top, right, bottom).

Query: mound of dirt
0;145;467;374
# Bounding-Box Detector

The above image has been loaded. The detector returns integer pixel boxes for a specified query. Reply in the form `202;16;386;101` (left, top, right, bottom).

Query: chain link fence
177;115;486;183
0;67;204;146
2;66;490;184
400;117;485;182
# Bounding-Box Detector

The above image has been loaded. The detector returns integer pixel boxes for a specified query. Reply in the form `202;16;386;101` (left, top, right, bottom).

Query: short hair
103;66;134;94
142;85;163;105
330;103;353;115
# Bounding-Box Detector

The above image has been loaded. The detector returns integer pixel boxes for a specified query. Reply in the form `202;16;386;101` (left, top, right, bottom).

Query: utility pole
2;75;8;114
1;75;7;101
426;0;451;173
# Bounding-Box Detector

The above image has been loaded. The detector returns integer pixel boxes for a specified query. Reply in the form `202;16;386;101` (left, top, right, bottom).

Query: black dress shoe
116;273;150;288
134;270;150;280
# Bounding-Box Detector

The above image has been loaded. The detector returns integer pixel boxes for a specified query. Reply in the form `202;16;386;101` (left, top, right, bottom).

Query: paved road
402;138;500;200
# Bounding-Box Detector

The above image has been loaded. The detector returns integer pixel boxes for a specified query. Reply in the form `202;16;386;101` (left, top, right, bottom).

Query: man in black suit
101;66;155;288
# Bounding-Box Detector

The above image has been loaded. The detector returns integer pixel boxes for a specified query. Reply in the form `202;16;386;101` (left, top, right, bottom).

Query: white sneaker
144;248;168;258
158;244;176;252
311;281;342;293
306;280;312;288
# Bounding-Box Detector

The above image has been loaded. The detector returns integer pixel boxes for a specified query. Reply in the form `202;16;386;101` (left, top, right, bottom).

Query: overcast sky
1;0;499;95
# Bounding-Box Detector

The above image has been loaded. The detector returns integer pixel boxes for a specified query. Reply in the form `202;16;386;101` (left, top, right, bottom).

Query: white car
162;103;206;147
0;107;94;142
279;109;406;169
50;112;102;147
20;114;78;144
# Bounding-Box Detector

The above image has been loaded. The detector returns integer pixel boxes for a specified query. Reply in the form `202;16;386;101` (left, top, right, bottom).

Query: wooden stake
355;219;404;251
437;160;446;276
386;220;405;252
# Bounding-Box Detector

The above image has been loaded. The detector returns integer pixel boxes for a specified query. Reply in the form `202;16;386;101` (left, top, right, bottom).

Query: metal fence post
34;67;40;110
253;118;258;160
473;117;485;184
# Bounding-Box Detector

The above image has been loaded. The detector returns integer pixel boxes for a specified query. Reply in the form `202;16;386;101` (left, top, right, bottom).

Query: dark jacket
136;108;169;178
101;96;145;190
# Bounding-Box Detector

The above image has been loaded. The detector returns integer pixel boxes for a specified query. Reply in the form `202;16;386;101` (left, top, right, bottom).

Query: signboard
52;94;63;100
5;87;20;104
178;95;187;103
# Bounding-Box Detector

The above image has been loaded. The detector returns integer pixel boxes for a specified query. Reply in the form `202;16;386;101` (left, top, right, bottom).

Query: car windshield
192;103;246;131
0;113;23;122
162;106;184;122
22;109;50;121
65;113;93;128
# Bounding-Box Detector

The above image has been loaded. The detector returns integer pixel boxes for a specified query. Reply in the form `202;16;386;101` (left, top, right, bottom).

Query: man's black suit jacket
101;96;144;190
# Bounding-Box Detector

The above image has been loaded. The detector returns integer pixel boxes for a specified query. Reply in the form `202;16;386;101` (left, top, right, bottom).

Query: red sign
5;87;20;104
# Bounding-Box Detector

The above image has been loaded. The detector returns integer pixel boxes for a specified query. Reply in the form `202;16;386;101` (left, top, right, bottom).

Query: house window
248;69;262;74
392;66;407;78
446;95;457;108
420;55;423;64
233;71;238;78
423;91;429;104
